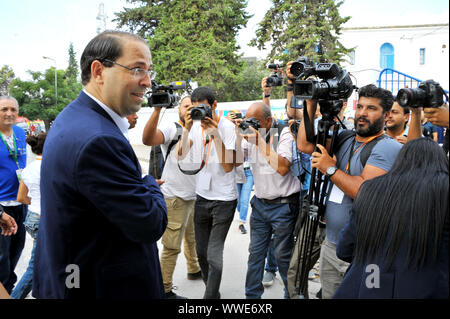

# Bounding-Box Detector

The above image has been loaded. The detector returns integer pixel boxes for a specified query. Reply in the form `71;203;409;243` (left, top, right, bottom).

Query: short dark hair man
297;84;402;298
0;96;27;294
141;95;202;299
385;100;410;144
177;86;239;299
236;101;301;299
34;31;168;299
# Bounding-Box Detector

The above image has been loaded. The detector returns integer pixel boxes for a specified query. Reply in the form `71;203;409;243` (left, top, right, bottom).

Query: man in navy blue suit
33;31;168;299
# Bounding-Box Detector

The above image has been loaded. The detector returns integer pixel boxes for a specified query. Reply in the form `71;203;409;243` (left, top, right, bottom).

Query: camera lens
290;62;304;78
397;89;412;107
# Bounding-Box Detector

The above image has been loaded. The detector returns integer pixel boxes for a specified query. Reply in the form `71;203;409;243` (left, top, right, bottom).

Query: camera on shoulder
147;80;186;108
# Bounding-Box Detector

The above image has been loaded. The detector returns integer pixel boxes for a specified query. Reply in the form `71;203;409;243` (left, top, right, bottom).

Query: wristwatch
326;166;338;177
263;93;271;98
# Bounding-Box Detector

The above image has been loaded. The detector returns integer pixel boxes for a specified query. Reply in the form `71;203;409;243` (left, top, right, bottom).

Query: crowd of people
0;30;448;300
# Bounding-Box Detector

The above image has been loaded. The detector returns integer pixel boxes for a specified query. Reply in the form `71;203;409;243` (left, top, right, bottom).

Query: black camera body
397;80;445;108
290;56;315;78
238;117;261;135
266;63;284;87
148;81;186;108
293;63;353;101
190;104;213;121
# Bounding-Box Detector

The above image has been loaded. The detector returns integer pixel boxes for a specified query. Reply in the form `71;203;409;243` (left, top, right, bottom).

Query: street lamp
43;56;57;105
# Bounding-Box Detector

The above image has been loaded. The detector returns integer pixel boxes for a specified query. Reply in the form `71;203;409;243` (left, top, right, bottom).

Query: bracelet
263;93;271;98
286;85;294;92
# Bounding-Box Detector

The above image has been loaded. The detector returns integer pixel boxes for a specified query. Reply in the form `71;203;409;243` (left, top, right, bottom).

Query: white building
340;23;449;96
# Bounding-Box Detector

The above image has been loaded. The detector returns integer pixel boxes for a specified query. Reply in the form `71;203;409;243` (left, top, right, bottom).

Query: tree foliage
9;45;82;130
250;0;353;66
0;65;15;96
114;0;251;101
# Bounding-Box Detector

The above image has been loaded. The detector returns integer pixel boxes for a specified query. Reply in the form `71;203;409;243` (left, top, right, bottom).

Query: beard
355;115;385;137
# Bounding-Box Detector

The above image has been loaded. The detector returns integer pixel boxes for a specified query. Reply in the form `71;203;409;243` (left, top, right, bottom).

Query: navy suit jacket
33;91;168;299
334;208;449;299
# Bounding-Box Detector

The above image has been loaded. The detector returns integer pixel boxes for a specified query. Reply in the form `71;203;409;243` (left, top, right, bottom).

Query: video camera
190;104;213;121
238;117;261;135
148;80;186;108
397;80;447;108
293;62;354;101
266;63;284;87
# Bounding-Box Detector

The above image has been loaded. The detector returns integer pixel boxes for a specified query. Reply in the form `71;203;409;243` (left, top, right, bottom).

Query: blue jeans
264;234;278;273
0;204;27;293
11;210;40;299
236;168;254;223
245;196;299;299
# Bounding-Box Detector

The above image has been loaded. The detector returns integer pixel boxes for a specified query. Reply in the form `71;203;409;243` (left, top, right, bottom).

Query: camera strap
302;101;316;143
177;128;214;175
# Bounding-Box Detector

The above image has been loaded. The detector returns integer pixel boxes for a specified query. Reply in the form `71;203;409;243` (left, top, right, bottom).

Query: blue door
380;43;394;74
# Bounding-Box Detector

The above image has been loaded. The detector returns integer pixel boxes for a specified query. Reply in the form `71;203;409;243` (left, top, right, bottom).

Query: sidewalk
14;144;321;299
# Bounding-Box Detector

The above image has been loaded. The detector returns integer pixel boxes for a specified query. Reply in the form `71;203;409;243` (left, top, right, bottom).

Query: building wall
340;24;449;93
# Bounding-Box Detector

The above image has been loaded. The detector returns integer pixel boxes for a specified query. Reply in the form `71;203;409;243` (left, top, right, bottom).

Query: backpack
332;130;388;168
148;122;183;179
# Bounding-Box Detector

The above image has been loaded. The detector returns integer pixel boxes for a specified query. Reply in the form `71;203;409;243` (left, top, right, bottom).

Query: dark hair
358;84;394;113
26;132;47;155
353;138;449;270
191;87;216;106
80;31;147;85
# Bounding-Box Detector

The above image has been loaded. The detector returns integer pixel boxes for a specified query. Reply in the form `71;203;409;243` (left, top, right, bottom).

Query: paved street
14;144;321;299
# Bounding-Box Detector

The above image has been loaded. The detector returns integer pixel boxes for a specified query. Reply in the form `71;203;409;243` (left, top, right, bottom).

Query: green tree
10;68;82;130
250;0;353;66
0;65;15;96
114;0;251;101
66;42;79;83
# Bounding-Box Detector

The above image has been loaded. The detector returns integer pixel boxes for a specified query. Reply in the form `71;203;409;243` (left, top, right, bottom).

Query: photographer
177;86;239;299
236;102;301;299
142;95;201;299
297;84;402;298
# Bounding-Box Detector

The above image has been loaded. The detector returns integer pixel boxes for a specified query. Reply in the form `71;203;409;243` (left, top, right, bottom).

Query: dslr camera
190;104;213;121
266;63;284;87
148;81;186;108
397;80;447;108
293;62;354;101
238;117;261;135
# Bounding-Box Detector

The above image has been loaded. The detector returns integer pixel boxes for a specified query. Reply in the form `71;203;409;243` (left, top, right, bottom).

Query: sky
0;0;448;80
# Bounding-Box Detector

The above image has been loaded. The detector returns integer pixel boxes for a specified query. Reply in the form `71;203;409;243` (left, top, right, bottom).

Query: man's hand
423;105;449;128
261;77;271;96
156;179;165;186
394;135;408;144
0;212;18;236
311;144;337;174
184;106;194;131
285;61;295;84
201;117;219;136
240;126;259;145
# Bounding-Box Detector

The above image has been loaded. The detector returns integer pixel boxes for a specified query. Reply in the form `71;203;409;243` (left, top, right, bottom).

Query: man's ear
91;60;105;85
212;100;218;110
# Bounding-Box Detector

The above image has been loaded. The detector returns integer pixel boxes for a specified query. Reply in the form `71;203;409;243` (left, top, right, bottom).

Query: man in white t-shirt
177;87;239;299
142;95;201;299
235;102;301;299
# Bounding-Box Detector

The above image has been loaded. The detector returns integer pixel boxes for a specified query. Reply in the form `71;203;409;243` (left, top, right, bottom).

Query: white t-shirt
21;157;42;214
244;127;301;200
189;117;238;201
159;122;197;200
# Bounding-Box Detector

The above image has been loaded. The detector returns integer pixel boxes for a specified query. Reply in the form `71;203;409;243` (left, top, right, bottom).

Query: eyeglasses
102;59;157;80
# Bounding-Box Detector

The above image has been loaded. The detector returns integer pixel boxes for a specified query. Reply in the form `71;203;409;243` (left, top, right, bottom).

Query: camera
238;117;261;135
266;63;284;87
397;80;446;108
290;56;315;78
234;112;243;119
148;81;186;108
293;63;354;101
289;120;302;137
190;104;213;121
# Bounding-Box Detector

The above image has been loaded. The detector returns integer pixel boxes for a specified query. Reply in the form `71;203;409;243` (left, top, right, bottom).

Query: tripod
293;99;343;298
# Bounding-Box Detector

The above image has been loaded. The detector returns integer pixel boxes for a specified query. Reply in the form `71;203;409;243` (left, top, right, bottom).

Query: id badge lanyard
1;132;22;181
